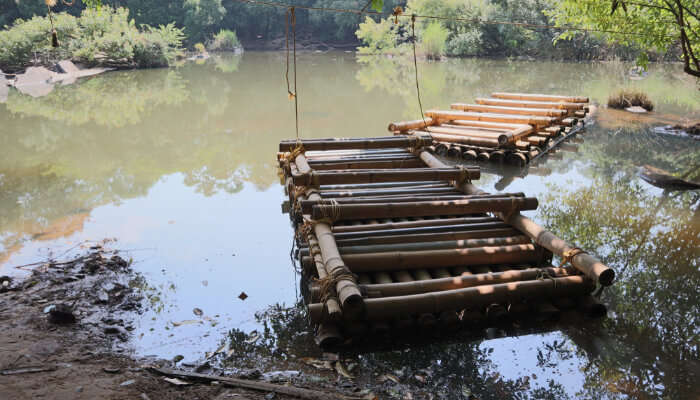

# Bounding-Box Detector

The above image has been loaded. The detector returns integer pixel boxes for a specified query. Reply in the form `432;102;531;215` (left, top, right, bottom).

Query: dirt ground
0;246;356;400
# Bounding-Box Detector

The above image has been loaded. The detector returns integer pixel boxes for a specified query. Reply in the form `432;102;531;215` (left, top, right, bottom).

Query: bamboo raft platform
277;134;613;348
388;92;592;166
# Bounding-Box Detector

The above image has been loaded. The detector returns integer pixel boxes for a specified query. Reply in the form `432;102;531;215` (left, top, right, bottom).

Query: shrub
355;16;401;55
607;89;654;111
445;30;482;56
420;22;449;60
0;6;184;71
208;29;241;51
194;42;206;53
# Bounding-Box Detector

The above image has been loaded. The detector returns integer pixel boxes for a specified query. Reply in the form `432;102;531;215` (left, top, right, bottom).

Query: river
0;52;698;399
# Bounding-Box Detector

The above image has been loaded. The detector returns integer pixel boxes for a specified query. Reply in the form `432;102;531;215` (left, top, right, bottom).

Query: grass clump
607;89;654;111
0;6;184;72
208;29;241;51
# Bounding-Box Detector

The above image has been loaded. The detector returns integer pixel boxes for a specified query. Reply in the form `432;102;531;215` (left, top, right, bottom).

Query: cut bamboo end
388;117;435;132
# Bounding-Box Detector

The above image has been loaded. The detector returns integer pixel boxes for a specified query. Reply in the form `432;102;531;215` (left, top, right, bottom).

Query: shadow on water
0;52;698;398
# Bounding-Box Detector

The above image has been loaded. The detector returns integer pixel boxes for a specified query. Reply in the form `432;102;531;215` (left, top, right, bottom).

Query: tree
184;0;226;43
550;0;700;77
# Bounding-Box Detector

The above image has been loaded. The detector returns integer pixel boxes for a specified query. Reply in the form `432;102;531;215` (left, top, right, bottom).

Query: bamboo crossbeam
311;197;538;221
416;148;615;286
292;167;480;186
309;275;594;322
338;244;544;272
475;97;586;110
334;228;522;247
319;181;446;190
388;117;435;132
333;222;513;240
279;135;432;151
308;159;425;170
418;131;502;148
361;266;577;298
426;110;554;127
422;126;512;146
491;92;589;103
450;103;567;118
331;216;500;233
321;186;460;198
303;192;524;212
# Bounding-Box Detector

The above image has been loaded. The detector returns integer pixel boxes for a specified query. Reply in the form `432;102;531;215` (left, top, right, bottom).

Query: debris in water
238;291;248;300
0;366;57;375
377;374;400;384
335;362;354;379
245;331;260;343
103;367;121;374
46;304;76;324
172;355;184;363
193;307;203;317
120;379;136;386
164;377;191;386
172;319;203;327
639;165;700;191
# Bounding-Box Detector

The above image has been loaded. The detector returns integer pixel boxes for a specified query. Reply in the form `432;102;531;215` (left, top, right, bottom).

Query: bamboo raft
277;134;613;348
388;92;592;166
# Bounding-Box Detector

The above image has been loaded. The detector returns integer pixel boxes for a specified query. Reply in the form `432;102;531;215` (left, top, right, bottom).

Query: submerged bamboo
308;275;594;322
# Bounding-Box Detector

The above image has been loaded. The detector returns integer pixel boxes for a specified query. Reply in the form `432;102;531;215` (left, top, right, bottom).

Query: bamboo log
447;119;532;131
308;275;594;322
294;159;365;316
477;152;490;162
333;228;522;247
426;110;554;127
341;244;545;272
475;97;586;110
421;126;512;145
515;140;531;150
491;92;589;103
526;136;549;146
421;131;502;148
417;148;615;286
307;237;342;322
322;186;460;198
320;181;446;190
332;216;499;233
447;146;462;158
293;167;480;187
311;197;538;221
574;110;586;118
279;135;432;152
388;117;435;132
315;323;344;348
561;117;577;126
332;236;531;255
307;153;415;162
462;149;478;160
450;103;567;118
308;159;425;170
334;221;512;240
577;295;607;317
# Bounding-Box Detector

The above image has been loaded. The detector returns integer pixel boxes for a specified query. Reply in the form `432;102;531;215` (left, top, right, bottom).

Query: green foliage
355;16;401;55
420;22;448;59
0;6;184;71
183;0;226;44
194;42;206;53
208;29;241;51
548;0;700;77
445;30;482;56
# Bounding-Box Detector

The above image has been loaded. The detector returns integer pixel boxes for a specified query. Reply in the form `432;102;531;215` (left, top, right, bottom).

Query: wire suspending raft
388;92;592;166
278;134;613;348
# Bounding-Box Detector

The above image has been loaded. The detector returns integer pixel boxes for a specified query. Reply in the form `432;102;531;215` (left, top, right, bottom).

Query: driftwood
148;367;358;400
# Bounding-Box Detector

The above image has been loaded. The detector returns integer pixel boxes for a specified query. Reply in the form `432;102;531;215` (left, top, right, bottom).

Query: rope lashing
316;199;342;223
314;269;358;303
558;247;586;268
536;268;557;288
457;165;472;184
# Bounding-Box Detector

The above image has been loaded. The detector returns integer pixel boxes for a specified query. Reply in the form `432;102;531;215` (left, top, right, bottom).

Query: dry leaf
193;308;203;317
238;292;248;300
378;374;400;384
164;377;191;386
335;361;354;379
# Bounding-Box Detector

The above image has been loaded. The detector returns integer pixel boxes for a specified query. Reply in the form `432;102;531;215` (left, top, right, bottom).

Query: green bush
420;22;448;60
355;16;402;55
208;29;241;51
446;31;482;56
0;6;184;71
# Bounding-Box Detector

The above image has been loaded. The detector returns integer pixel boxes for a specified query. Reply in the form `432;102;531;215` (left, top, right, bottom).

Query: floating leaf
238;292;248;300
335;361;354;379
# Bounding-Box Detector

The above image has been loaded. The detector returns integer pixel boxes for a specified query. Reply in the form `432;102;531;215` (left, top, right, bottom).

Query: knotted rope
314;269;357;303
558;247;586;268
536;268;557;288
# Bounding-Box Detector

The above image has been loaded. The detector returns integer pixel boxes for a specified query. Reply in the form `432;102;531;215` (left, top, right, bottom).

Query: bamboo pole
419;131;502;148
450;103;567;118
319;181;447;190
331;236;531;255
491;92;589;103
333;228;523;247
331;216;500;233
340;244;544;272
311;197;538;221
415;148;615;286
279;135;432;152
447;119;532;131
294;156;366;316
426;110;554;127
333;221;513;240
308;275;594;322
475;97;586;110
388;117;435;132
308;159;425;170
292;167;480;187
420;126;512;146
307;236;342;322
321;186;460;198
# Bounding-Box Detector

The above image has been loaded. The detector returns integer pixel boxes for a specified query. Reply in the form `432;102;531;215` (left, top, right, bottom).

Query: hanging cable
285;7;300;141
410;14;428;132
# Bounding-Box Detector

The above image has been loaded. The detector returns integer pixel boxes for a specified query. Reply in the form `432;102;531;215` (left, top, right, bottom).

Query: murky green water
1;52;698;399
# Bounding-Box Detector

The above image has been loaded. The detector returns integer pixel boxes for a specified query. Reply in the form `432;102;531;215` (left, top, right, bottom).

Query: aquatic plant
607;89;655;111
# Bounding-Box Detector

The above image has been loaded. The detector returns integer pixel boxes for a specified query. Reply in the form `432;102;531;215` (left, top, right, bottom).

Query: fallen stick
148;367;359;400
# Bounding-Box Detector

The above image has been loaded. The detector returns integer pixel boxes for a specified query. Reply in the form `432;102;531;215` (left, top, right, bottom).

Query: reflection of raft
277;135;614;347
388;92;591;166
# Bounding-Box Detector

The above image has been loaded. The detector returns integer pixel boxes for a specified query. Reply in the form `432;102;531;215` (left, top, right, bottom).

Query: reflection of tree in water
355;56;699;116
539;172;699;399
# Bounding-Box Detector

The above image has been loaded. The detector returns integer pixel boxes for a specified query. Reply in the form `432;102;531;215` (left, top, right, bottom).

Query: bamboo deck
388;92;592;166
278;133;612;349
